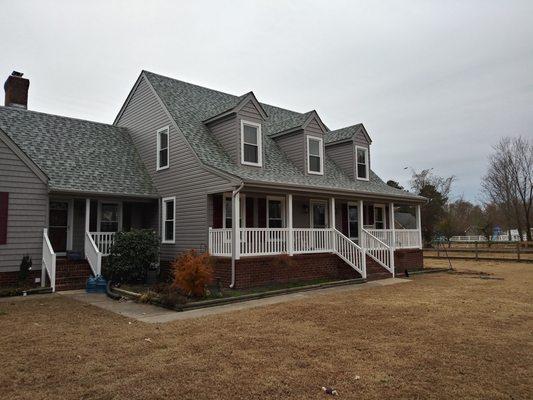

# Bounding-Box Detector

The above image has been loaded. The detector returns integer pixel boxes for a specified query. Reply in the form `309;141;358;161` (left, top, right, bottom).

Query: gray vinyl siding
237;100;264;166
326;141;355;179
275;132;305;171
208;116;238;163
115;76;233;261
0;138;47;272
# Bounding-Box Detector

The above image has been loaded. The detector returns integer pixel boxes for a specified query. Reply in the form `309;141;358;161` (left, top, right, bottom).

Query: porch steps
365;255;393;281
54;259;93;291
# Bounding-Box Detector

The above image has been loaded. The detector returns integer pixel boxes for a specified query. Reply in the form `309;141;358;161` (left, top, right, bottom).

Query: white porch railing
240;228;289;256
293;228;332;254
85;231;102;276
42;228;56;292
332;229;366;278
209;228;232;256
89;232;116;255
366;228;421;249
361;228;394;275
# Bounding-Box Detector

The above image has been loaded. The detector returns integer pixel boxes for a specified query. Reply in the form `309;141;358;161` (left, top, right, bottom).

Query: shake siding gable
115;76;233;261
0;136;47;272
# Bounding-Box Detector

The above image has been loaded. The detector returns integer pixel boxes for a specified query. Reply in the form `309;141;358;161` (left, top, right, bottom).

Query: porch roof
143;71;424;202
0;106;158;197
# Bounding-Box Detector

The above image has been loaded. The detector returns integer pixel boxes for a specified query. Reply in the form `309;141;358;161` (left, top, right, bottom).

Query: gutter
230;182;245;288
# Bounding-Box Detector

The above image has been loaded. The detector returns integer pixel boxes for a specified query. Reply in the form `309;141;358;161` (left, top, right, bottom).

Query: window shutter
341;203;348;235
257;198;266;228
0;192;8;245
212;194;223;229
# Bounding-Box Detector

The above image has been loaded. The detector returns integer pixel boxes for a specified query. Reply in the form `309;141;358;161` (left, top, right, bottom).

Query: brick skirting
394;249;424;272
212;253;361;289
0;269;40;287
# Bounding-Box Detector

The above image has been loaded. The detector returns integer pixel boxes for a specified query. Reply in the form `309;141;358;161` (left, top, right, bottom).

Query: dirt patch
0;259;531;399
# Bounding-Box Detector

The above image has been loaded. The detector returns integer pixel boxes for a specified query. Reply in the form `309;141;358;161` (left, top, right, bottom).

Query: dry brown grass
0;259;531;399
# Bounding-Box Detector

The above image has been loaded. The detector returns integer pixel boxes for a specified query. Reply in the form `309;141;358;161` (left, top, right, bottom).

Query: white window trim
156;126;170;171
347;202;359;240
161;196;175;244
355;145;369;181
266;195;285;228
240;120;263;167
306;135;324;175
374;204;386;229
309;199;329;228
222;193;246;228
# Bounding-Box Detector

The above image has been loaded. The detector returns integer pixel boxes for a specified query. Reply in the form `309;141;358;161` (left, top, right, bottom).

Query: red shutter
246;197;254;227
341;203;348;235
0;192;8;245
212;194;223;229
258;198;266;227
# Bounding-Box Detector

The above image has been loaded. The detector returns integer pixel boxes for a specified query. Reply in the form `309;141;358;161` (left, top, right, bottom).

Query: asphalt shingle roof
144;71;423;201
324;124;364;144
0;106;157;197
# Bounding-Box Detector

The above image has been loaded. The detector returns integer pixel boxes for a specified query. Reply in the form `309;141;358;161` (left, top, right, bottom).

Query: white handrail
361;228;394;276
42;228;56;292
293;228;332;254
209;228;232;256
332;229;366;278
89;232;116;255
85;231;102;276
366;228;421;249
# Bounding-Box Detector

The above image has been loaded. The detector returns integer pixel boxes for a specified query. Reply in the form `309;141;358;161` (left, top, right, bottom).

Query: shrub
105;230;159;283
171;249;213;298
18;255;32;283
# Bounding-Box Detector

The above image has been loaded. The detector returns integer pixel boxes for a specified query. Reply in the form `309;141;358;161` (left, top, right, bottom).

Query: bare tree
482;136;533;241
409;168;456;201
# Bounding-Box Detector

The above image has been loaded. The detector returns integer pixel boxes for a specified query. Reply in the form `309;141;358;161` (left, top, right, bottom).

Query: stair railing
42;228;56;292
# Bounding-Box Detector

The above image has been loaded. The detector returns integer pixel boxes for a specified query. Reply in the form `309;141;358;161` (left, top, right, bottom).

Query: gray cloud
1;0;532;202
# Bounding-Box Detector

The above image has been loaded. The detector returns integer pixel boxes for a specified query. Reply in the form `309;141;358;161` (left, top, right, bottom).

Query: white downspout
230;182;244;288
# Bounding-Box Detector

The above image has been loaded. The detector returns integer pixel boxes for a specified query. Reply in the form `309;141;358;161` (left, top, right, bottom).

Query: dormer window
356;146;369;180
241;120;262;166
156;126;169;170
307;136;324;175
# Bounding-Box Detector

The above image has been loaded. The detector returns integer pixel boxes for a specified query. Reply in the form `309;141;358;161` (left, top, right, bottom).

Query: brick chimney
4;71;29;109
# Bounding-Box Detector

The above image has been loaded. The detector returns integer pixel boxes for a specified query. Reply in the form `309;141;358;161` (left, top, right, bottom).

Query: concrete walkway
58;278;410;323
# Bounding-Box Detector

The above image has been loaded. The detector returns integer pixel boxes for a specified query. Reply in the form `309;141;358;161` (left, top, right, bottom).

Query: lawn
0;259;531;399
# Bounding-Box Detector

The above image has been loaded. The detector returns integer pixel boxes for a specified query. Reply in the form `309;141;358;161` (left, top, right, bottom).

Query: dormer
269;110;328;175
204;92;267;167
324;124;372;180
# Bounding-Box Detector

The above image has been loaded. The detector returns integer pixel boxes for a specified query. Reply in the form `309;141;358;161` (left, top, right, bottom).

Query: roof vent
4;71;29;109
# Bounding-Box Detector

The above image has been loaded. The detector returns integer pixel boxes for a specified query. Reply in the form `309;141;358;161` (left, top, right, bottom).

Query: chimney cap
11;71;24;77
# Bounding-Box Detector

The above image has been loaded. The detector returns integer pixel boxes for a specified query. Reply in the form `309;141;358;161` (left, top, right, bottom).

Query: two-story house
0;70;425;291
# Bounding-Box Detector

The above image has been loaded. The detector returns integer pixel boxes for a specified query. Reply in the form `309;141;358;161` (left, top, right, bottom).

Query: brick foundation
0;269;40;287
394;249;424;272
212;253;361;289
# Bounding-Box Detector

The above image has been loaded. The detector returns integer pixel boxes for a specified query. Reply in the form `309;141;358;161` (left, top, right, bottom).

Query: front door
310;200;328;228
347;203;359;240
48;201;69;253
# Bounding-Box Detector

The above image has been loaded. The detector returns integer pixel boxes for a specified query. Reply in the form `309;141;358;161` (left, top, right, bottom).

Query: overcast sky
1;0;532;202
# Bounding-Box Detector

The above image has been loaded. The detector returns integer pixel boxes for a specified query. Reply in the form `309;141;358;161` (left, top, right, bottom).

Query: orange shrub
171;250;213;298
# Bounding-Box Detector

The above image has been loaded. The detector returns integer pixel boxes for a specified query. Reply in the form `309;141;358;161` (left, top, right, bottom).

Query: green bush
104;230;159;283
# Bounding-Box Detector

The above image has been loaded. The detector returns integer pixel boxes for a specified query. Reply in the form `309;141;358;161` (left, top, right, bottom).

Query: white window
310;200;328;229
156;126;169;170
162;197;175;243
347;203;359;240
241;120;262;166
356;146;369;180
223;194;246;228
307;136;324;175
267;196;285;228
100;203;119;232
374;205;385;229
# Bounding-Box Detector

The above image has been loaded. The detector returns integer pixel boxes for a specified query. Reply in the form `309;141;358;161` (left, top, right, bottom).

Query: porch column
389;202;396;249
416;204;422;249
358;200;364;245
329;197;336;251
85;198;91;233
232;192;241;260
287;194;293;256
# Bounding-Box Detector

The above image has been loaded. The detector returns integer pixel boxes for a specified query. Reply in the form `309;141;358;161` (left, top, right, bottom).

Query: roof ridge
0;105;126;130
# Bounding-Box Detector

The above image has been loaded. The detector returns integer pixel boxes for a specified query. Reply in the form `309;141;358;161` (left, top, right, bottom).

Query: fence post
517;242;521;261
475;242;478;261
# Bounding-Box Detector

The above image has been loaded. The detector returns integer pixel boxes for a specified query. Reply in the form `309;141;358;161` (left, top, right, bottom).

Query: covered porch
42;195;158;290
207;188;423;279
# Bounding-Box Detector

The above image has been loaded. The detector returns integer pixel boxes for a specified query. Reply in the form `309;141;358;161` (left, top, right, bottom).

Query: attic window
157;126;169;170
307;136;324;175
356;146;369;180
241;120;262;166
